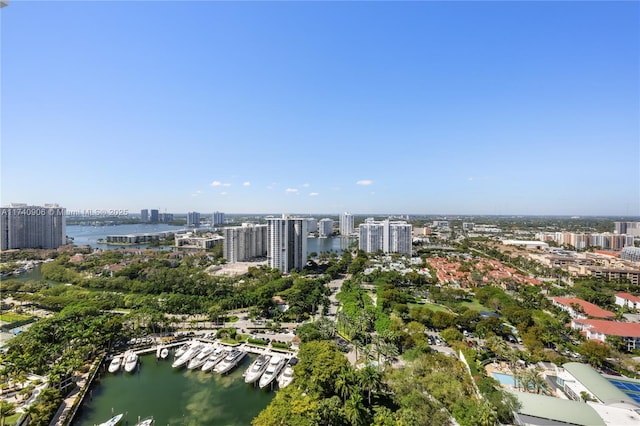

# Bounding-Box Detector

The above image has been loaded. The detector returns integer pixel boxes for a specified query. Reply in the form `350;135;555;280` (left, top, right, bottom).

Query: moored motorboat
98;413;123;426
172;343;203;369
187;344;215;370
201;347;227;372
135;416;154;426
213;348;246;374
243;354;271;384
108;355;122;373
258;355;286;389
160;347;169;359
277;365;294;388
174;340;194;358
124;351;139;373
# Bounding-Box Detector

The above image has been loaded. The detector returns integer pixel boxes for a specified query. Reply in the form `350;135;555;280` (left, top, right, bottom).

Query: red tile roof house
570;318;640;351
551;297;615;320
615;292;640;311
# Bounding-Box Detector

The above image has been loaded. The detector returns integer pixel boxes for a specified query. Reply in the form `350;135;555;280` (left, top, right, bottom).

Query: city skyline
1;1;638;216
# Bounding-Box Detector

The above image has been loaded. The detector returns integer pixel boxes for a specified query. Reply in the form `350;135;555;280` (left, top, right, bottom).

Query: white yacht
187;344;215;370
243;354;271;384
277;365;294;388
135;416;154;426
213;348;246;374
123;351;139;373
201;347;227;372
98;413;123;426
159;347;169;359
258;355;286;389
174;340;194;358
108;355;122;373
172;343;203;369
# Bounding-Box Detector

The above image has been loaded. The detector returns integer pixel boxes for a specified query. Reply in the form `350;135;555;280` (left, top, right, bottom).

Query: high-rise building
159;213;174;223
140;209;149;222
615;222;640;237
318;218;334;237
267;214;308;273
212;211;225;227
306;218;318;233
223;223;268;263
339;212;354;236
1;203;66;250
359;218;412;255
187;212;201;227
150;209;159;223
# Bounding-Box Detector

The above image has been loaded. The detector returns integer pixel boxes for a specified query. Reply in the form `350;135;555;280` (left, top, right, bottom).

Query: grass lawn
410;302;452;313
0;312;31;322
459;299;492;312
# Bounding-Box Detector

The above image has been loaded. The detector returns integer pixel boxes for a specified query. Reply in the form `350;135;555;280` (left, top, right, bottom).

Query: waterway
73;353;274;426
66;224;356;256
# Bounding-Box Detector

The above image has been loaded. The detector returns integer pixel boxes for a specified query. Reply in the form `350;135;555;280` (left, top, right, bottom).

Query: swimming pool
492;372;516;386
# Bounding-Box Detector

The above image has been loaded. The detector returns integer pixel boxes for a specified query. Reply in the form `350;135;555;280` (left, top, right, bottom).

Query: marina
73;339;296;425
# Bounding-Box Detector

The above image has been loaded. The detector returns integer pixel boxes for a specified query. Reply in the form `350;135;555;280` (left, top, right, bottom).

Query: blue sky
1;1;638;216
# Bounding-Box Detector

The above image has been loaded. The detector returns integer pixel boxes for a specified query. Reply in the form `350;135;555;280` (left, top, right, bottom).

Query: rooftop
572;319;640;339
563;362;639;408
506;389;605;426
552;297;615;319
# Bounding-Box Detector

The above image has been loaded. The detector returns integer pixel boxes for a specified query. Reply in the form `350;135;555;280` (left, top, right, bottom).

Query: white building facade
359;218;412;255
1;203;66;250
223;223;268;262
267;215;308;273
318;218;334;237
339;212;354;236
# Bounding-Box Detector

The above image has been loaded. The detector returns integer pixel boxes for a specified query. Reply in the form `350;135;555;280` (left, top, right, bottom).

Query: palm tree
335;370;354;402
476;400;498;426
0;400;16;426
358;365;382;405
343;392;368;426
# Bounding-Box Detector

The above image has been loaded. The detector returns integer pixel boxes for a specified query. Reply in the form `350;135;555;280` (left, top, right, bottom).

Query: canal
73;353;274;426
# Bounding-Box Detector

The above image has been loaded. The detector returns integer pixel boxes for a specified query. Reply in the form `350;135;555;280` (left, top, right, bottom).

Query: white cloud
356;179;373;186
285;188;299;193
242;181;251;186
210;180;231;187
302;183;310;188
191;190;203;197
309;192;319;196
220;192;228;196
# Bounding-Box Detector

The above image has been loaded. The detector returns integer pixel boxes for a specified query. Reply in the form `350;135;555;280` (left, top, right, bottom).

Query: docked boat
243;354;271;384
172;343;203;369
201;347;228;372
156;346;164;359
123;351;139;373
174;340;194;358
277;365;294;388
258;355;286;389
213;348;246;374
98;413;123;426
135;416;154;426
160;347;169;359
108;355;122;373
187;344;215;370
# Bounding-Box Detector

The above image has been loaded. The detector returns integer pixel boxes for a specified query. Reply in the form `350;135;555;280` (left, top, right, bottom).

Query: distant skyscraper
150;209;159;223
187;212;201;227
223;223;268;263
339;212;354;236
615;221;640;237
306;218;318;233
318;218;334;237
159;213;174;223
140;209;149;222
359;218;412;255
212;211;225;227
267;214;308;273
1;203;66;250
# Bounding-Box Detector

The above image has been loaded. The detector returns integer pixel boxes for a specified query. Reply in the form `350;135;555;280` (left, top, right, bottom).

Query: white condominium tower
223;223;268;263
340;212;354;236
1;203;66;250
318;218;334;237
267;214;308;273
359;218;412;255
